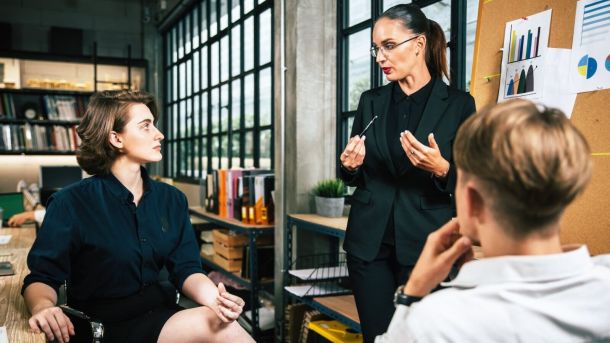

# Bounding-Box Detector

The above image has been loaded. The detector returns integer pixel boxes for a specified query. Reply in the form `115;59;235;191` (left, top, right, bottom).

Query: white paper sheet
284;284;348;297
498;9;553;101
0;235;12;245
288;266;349;280
569;0;610;93
540;48;578;118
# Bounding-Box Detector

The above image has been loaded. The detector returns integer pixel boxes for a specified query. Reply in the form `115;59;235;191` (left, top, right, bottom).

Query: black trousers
347;243;412;343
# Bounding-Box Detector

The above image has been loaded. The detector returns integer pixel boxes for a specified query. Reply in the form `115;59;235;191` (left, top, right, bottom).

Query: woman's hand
213;283;245;323
340;136;366;172
28;306;75;343
400;131;449;177
8;211;35;227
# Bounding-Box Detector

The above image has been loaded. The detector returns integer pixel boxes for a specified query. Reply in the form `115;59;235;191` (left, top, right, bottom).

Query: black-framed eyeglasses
370;35;421;58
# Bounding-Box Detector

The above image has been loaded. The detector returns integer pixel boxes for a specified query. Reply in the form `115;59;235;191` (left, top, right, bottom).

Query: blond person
377;100;610;342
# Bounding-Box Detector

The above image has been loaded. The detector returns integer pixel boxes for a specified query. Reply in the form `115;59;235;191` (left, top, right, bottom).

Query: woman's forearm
23;282;58;315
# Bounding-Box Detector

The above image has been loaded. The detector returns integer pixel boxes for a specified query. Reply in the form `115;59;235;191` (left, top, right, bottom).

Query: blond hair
76;90;158;175
454;99;592;236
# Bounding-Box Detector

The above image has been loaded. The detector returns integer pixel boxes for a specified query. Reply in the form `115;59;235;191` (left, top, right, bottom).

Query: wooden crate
213;253;242;272
213;240;244;260
212;229;248;247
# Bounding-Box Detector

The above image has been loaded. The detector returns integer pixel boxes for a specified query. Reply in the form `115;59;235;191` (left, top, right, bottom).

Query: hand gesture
340;136;366;172
404;219;473;297
28;306;75;343
213;283;245;322
400;131;449;177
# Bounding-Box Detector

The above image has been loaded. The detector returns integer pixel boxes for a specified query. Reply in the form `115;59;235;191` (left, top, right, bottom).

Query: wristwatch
393;285;423;307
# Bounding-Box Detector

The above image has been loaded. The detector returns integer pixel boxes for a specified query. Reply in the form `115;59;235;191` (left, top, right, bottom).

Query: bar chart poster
498;9;552;101
570;0;610;93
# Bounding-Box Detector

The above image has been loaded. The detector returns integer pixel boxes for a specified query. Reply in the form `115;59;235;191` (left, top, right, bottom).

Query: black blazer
340;79;476;265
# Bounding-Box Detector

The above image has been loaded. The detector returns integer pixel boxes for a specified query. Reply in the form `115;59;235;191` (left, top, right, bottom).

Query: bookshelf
282;214;362;338
0;52;147;155
189;206;274;342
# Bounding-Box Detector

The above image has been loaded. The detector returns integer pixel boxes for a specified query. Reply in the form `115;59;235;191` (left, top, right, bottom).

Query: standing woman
339;4;475;342
22;91;254;343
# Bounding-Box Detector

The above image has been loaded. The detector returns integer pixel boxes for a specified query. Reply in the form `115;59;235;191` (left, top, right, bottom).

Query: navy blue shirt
23;168;203;302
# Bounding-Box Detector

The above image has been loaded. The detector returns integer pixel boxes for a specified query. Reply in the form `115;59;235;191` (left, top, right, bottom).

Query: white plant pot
314;196;345;218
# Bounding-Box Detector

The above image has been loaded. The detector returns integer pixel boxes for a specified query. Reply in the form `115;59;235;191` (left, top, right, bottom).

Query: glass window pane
244;0;254;14
210;0;218;36
347;29;370;111
211;42;219;85
220;0;228;30
180;140;188;176
180;100;187;137
166;32;172;65
422;1;451;38
186;58;192;97
221;84;229;132
244;17;254;71
220;36;229;82
231;25;241;76
231;0;240;22
201;46;208;89
466;0;479;91
231;78;241;131
192;7;199;48
172;27;178;63
231;134;240;167
212;135;220;169
194;94;200;137
185;14;191;54
260;129;271;169
173;103;179;138
178;20;184;59
201;1;208;43
166;66;172;102
201;136;208;174
220;134;228;168
244;74;254;128
186;98;193;137
173;65;178;101
259;9;272;65
201;91;208;133
347;0;370;27
383;0;407;11
193;138;200;178
179;62;186;99
259;67;272;126
244;131;254;168
194;51;200;92
211;87;219;133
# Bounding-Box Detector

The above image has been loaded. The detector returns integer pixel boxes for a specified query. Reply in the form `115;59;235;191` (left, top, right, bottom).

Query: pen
359;115;378;137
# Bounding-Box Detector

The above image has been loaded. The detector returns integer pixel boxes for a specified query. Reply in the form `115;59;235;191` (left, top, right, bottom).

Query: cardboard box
212;229;248;247
213;253;242;272
213;240;244;259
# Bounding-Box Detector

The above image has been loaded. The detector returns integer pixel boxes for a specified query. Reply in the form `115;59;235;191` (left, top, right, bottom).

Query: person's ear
416;35;426;54
466;182;486;225
109;131;123;150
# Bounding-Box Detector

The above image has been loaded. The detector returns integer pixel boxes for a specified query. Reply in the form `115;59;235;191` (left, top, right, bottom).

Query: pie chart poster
570;0;610;93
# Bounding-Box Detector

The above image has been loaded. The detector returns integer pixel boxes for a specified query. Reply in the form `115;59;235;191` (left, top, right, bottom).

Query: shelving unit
189;206;274;342
0;51;147;155
282;214;361;338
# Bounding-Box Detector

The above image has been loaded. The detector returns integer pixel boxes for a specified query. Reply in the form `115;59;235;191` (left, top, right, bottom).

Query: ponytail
426;19;449;80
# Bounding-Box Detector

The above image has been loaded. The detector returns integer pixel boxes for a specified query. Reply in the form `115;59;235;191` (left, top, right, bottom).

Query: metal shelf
286;293;361;333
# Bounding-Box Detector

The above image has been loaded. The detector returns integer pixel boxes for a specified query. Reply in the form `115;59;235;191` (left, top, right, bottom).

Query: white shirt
376;246;610;342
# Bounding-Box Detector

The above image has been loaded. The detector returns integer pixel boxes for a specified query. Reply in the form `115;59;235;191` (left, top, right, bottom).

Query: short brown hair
76;90;158;175
454;99;592;237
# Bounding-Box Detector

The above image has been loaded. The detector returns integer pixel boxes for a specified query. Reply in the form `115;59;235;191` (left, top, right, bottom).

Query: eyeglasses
370;35;420;58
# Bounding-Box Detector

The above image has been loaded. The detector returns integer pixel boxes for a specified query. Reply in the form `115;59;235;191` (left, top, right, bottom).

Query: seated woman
22;90;254;343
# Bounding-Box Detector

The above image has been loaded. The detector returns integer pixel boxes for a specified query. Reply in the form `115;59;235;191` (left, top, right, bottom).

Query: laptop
0;192;24;221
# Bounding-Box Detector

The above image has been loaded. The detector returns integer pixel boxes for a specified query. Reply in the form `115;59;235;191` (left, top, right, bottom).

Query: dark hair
76;90;158;175
454;99;592;237
379;4;448;80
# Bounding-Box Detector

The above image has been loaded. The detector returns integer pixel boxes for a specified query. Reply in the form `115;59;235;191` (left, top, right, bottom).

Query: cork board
470;0;610;255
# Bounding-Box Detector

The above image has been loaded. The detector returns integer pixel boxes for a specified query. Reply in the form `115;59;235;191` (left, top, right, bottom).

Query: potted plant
312;179;345;217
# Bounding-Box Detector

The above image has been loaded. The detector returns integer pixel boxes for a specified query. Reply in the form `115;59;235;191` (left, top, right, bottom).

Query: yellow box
308;320;362;343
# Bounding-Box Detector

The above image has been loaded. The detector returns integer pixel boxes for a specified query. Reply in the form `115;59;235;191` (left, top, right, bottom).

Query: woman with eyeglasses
338;4;476;341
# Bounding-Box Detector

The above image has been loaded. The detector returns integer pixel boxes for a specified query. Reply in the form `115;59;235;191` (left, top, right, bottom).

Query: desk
0;228;45;343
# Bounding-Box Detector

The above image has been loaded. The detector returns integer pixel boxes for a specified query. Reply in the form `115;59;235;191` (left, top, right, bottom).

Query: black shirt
383;79;434;245
23;168;202;302
386;79;434;175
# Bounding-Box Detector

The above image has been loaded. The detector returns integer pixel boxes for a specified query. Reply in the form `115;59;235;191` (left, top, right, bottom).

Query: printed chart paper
498;9;552;101
570;0;610;93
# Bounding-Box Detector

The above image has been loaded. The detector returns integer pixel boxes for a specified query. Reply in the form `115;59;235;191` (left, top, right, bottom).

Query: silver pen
359;115;378;137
